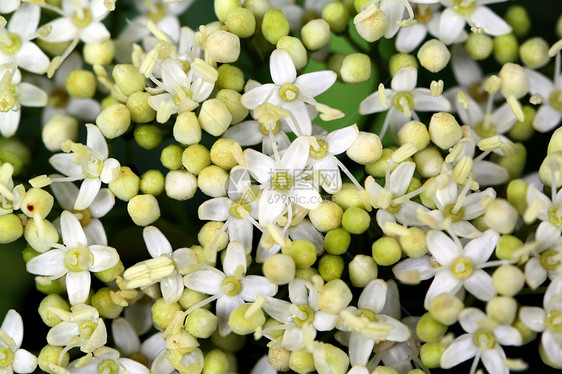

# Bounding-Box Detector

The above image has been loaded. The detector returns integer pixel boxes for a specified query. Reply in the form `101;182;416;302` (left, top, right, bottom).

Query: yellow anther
316;103;344;121
483;75;501;95
191;58;218;82
523;199;544;224
378;83;388;108
452;156;473;184
457;90;469;109
245;296;266;320
477;136;503;151
391;142;417;163
430;80;444;97
507;96;525;122
382;222;410;237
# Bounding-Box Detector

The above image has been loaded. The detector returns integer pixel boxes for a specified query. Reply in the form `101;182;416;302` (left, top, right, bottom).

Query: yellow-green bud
508;106;535;142
301;19;331;51
483;198;518;234
332;183;364;210
134;124;162;150
289;349;315;374
397;120;430;151
428;293;463;326
263;254;295;285
94;260;124;283
296;268;320;282
183;144;211;175
313;342;349;374
38;345;69;374
539;151;562;188
199;99;232;136
354;4;387;42
92;287;123;319
417;39;450;73
328;53;345;79
420;342;445;369
493;33;519;64
486;296;517;325
504;5;530;38
112;64;145;97
127;91;156;123
174;111;202;145
419;177;438;209
21;188;53;219
499;63;529;99
317;279;352;314
127;194;160;226
318;254;344;281
324;227;351;255
372;236;401;266
0;138;30;175
211;331;246;353
346;131;383;165
340;53;371;83
286;239;317;268
22;246;40;263
66;70;96;99
101;95;120;109
322;1;349;33
492;264;524;296
161;145;183;171
514;318;537;345
277;36;308;70
226;7;256;38
204;349;230;374
365;148;395;178
96;103;131;139
42;114;79;152
151;298;182;330
35;277;65;295
465;33;493;60
215;0;242;22
210;138;241;171
109;166;139;201
349;254;378;287
83;39;115;65
268;348;291;371
506;179;527;216
165;170;197;200
38;294;69;327
341;206;370;234
520;37;550;69
548;127;562;155
496;234;523;260
207;30;241;63
198;221;229;251
399;227;427;258
243;0;271;19
186;308;218;339
228;302;266;335
216;89;248;124
428;112;462;150
309;201;343;232
198;165;228;197
262;9;290;45
416;312;447;343
140;169;165;196
180;288;211;310
0;214;23;243
24;219;59;253
373;367;399;374
217;66;245;93
389;53;418;77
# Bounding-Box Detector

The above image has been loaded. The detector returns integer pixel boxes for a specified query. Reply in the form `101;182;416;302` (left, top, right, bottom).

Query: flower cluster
0;0;562;373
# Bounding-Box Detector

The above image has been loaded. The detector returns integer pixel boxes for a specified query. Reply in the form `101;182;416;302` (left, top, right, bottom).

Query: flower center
259;121;281;136
148;3;167;22
278;83;299;102
271;172;292;192
475;121;496;138
453;0;476;15
309;140;328;159
548;204;562;229
293;305;315;327
392;91;414;116
0;90;15;112
550;91;562;112
546;311;562;333
473;328;496;350
540;249;560;271
49;89;69;109
72;9;92;28
360;309;378;323
173;86;192;106
468;82;487;103
443;203;464;222
97;359;119;374
221;276;242;296
450;257;473;279
413;5;432;23
79;320;98;339
0;34;21;55
74;209;92;226
65;246;93;272
69;143;104;177
230;199;250;219
0;347;14;368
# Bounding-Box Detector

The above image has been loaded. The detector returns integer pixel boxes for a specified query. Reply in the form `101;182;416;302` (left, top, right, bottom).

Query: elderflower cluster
0;0;562;373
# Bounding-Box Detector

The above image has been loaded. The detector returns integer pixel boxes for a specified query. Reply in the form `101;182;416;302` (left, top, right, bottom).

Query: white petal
494;325;522;346
391;66;417;92
244;149;276;184
282;99;312;135
240;276;277;301
251;356;277;374
358;279;387;313
223;121;264;147
424;271;462;309
525;256;548;290
534;104;562;133
66;98;102;121
377;314;411;342
427;230;460;265
160;59;189;90
216;295;244;336
472;161;509;186
0;0;20;14
463;230;498;264
291;184;322;210
184;267;225;295
13;349;37;373
359;89;394;115
86;124;108;159
451;44;482;87
389;161;416;196
313;311;338;331
0;109;21;138
100;158;120;184
380;0;404;38
412;89;451;112
79;22;110;44
74;178;102;211
41;18;77;42
279;136;310;171
47;321;79;346
18;82;48;108
288;219;324;253
262;297;293;323
464;269;495;301
89;188;114;218
1;310;23;347
288;279;311;305
89;245;119;272
140;333;164;361
111;318;141;356
61;210;88;246
481;348;508;374
491;102;517;134
258;189;286;226
434;180;457;209
143;226;173;258
440;334;478;368
120;358;149;374
395;23;427;53
542;330;562;367
348;333;375;367
544;276;562;310
439;8;466;45
16;43;49;75
526;69;553;98
160;273;184;302
223;241;247;277
468;6;511;36
270;49;296;85
519;306;545;332
66;270;91;305
198;198;232;221
26;248;66;276
49;153;83;177
295;70;336;98
459;307;486;333
325;124;359;155
392;256;434;282
241;84;276;109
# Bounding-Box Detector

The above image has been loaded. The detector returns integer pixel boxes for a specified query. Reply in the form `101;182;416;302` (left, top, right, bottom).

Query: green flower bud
207;30;241;63
216;89;248;124
92;287;123;319
508;105;535;142
365;148;396;178
420;342;445;369
21;188;54;219
416;312;447;343
465;33;493;60
161;145;183;171
412;146;443;178
243;0;271;19
514;317;537;345
492;264;524;296
228;302;266;335
397;120;430;151
428;293;463;326
226;7;256;38
504;5;530;38
127;92;156;123
419;177;438;209
112;64;145;97
42;114;79;152
317;279;352;314
101;95;120;109
349;254;377;287
24;219;59;252
408;370;425;374
399;227;427;258
417;39;450;73
342;207;370;234
324;227;351;255
519;37;550;69
347;131;383;165
174;111;202;145
94;260;124;283
199;99;233;136
506;179;527;216
38;345;69;374
140;169;165;196
285;239;317;268
539;151;562;188
109;166;140;201
134;124;163;150
486;296;517;325
268;347;291;371
263;254;295;285
38;294;69;327
204;349;230;374
318;254;344;281
35;277;65;295
210;138;241;171
429;112;462;150
185;308;218;339
198;165;228;197
372;236;401;266
309;201;343;232
165;170;198;200
483;198;518;234
301;19;331;50
262;9;290;45
127;194;160;226
83;39;115;65
183;144;211;175
548;127;562;156
0;214;23;243
198;221;229;251
499;63;529;99
277;36;308;70
332;183;364;210
0;138;30;175
322;1;349;33
96;103;132;139
66;70;96;99
295;267;320;282
215;0;242;22
313;342;349;374
496;234;523;260
354;4;388;42
22;246;40;263
340;53;371;83
216;65;245;92
211;331;246;353
289;349;315;374
152;298;182;330
493;33;519;64
354;0;370;12
179;288;211;310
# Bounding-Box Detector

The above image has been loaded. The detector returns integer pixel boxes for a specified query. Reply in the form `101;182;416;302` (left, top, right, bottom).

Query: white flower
67;347;149;374
527;55;562;132
26;210;120;304
111;318;165;365
49;124;120;210
123;226;197;303
0;310;37;374
0;0;20;13
151;346;204;374
0;163;25;216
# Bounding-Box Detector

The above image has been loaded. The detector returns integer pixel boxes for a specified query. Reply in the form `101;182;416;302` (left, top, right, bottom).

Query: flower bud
127;194;160;226
42;114;79;152
101;95;120;109
38;345;69;374
342;207;370;234
199;99;232;136
180;288;211;310
38;294;69;327
318;279;352;314
399;227;427;258
21;188;53;219
313;343;349;374
539;151;562;188
397;120;430;151
268;348;291;371
262;9;290;45
346;131;383;165
140;170;164;196
496;234;523;261
35;277;65;295
365;148;395;178
506;179;527;216
134;124;163;150
328;53;345;79
185;308;218;339
287;239;317;269
417;39;450;73
152;298;182;330
217;65;245;92
349;254;378;287
96;103;131;139
198;221;229;251
109;166;139;201
226;7;256;38
486;296;517;325
493;33;519;64
417;312;447;343
174;111;202;145
519;37;550;69
263;254;295;285
289;349;315;374
161;144;183;171
94;260;124;283
484;198;518;234
373;367;399;374
465;33;493;60
340;53;371;83
324;227;351;255
277;36;308;69
182;144;211;175
243;0;271;19
228;302;266;335
505;5;530;38
508;106;535;142
204;349;230;374
492;264;524;296
83;39;115;65
215;0;242;22
207;30;241;63
301;19;331;50
127;91;156;123
0;214;23;243
428;112;462;150
66;70;96;99
354;4;388;42
165;170;197;200
420;342;445;369
92;287;123;319
296;268;320;283
210;138;241;171
499;63;529;99
514;317;537;345
112;64;145;97
372;236;401;266
309;201;343;232
318;254;344;281
388;54;417;78
429;293;463;326
198;165;228;197
412;146;442;179
216;89;248;124
332;183;364;210
322;1;349;33
24;218;59;252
